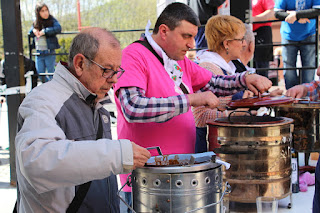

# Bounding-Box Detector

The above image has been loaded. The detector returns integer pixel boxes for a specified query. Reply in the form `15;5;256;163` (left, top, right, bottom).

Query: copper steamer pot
207;116;294;203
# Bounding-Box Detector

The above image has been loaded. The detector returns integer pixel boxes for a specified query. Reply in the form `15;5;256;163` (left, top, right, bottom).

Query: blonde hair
205;15;246;52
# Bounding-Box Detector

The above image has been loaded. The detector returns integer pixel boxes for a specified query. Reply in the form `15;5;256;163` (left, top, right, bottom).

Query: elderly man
114;2;272;207
230;23;256;73
15;27;150;212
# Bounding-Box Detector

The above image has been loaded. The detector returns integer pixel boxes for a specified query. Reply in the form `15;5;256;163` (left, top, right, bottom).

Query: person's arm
42;18;62;36
118;87;190;123
275;8;320;21
192;62;231;128
304;81;320;101
285;80;320;101
253;8;276;22
15;94;136;194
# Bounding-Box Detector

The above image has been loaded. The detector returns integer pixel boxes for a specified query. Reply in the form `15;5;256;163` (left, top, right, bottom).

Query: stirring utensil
146;146;163;155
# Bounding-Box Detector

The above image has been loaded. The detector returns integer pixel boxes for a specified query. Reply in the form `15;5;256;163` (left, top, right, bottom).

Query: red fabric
252;0;275;31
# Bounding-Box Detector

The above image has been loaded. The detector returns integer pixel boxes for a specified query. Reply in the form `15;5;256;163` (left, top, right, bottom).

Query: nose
187;39;196;50
108;73;118;84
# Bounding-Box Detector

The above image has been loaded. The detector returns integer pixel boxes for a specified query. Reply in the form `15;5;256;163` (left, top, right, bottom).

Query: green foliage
20;0;157;57
56;36;73;62
2;0;157;59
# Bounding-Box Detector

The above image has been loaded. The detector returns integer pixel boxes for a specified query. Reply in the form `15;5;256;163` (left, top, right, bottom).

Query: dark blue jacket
29;17;61;50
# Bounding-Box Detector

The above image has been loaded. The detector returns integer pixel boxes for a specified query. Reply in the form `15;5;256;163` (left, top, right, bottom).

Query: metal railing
27;17;320;88
253;18;319;86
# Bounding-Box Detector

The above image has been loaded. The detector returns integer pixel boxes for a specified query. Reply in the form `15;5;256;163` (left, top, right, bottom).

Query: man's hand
245;74;272;95
269;88;284;97
286;85;308;99
285;11;297;24
298;18;310;24
131;142;151;170
242;90;254;99
187;91;220;108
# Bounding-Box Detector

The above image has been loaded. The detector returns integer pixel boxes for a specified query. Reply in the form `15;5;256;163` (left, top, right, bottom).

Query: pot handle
185;181;231;213
117;174;137;213
146;146;163;155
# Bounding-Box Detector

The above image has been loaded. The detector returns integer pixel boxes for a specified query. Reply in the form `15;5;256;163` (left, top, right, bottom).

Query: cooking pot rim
134;161;221;174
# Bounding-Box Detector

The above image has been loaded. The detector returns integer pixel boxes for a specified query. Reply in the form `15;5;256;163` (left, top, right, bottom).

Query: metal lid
227;96;294;109
136;152;221;173
212;115;284;125
207;116;293;127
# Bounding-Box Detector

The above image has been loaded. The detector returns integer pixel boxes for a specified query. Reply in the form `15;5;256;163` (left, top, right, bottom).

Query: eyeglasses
228;37;245;43
83;55;125;79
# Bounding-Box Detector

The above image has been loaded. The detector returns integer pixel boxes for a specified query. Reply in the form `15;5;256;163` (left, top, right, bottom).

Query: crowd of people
10;1;320;213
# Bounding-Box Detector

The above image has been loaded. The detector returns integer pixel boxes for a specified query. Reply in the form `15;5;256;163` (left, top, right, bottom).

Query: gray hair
68;28;120;69
244;24;255;44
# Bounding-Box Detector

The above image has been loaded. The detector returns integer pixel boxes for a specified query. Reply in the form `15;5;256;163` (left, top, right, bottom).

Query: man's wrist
245;70;255;78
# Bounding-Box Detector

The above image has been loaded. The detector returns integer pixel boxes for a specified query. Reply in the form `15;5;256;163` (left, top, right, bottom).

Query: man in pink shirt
114;3;272;211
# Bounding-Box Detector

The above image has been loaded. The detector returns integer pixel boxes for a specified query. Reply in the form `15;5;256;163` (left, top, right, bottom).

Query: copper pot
275;101;320;152
207;116;294;203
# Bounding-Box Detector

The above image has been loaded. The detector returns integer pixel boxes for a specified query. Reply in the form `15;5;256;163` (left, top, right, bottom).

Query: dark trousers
195;127;208;153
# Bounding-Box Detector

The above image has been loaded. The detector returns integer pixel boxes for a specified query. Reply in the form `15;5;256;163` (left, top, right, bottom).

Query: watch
245;70;255;78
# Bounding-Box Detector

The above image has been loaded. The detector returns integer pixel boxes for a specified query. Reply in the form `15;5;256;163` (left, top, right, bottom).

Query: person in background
188;0;225;49
15;27;150;213
1;56;38;89
29;2;61;83
193;16;255;153
286;65;320;213
252;0;275;79
230;23;256;74
114;3;272;210
23;56;38;89
275;0;320;89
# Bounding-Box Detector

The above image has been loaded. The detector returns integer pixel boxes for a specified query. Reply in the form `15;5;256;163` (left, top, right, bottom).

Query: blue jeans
35;49;56;82
124;192;132;213
282;35;316;89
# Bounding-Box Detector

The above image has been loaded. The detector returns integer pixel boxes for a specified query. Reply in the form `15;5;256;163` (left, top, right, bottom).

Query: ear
248;41;254;53
73;54;85;77
222;40;229;50
158;24;169;40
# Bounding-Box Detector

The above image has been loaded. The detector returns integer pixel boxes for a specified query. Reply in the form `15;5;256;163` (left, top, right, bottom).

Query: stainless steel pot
129;153;227;213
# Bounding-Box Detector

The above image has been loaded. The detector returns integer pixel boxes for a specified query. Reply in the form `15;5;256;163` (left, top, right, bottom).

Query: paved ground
0;150;17;213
